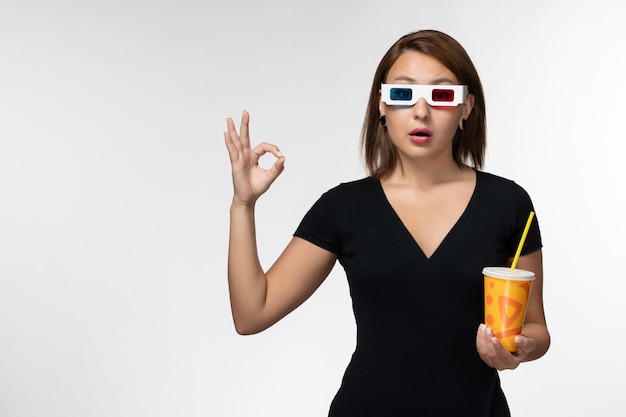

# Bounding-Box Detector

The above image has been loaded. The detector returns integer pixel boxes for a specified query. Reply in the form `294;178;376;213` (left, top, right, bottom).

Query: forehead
386;50;458;84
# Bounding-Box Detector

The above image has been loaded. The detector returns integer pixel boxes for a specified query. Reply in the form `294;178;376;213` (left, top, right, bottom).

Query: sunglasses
381;84;469;107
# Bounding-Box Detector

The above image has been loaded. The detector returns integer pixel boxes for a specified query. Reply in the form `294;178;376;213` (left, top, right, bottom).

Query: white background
1;1;624;416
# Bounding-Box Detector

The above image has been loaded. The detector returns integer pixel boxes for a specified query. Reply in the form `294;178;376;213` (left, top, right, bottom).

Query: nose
413;97;430;120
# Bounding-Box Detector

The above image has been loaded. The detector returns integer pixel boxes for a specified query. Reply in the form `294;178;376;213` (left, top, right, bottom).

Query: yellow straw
510;211;535;271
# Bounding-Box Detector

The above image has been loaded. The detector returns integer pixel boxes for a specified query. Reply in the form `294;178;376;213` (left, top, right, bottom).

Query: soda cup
483;267;535;352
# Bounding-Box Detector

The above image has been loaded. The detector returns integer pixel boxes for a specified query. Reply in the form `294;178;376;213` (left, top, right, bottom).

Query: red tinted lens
432;89;455;102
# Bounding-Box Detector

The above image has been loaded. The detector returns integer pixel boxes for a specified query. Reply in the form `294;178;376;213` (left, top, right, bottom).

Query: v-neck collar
374;170;480;261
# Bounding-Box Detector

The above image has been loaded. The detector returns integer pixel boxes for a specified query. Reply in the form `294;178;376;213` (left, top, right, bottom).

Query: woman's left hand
476;324;536;370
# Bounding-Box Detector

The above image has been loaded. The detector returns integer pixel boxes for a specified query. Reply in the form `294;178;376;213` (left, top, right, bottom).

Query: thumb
514;334;536;356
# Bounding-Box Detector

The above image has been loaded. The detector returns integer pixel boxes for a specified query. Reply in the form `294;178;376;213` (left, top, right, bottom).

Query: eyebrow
391;76;457;84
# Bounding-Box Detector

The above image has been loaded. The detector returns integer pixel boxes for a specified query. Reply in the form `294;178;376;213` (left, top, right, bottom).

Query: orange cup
483;267;535;352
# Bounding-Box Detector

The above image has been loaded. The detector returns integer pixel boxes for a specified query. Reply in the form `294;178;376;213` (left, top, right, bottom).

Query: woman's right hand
224;111;285;206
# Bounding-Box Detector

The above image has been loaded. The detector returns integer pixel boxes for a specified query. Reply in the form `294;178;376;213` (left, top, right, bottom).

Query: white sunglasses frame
381;84;469;107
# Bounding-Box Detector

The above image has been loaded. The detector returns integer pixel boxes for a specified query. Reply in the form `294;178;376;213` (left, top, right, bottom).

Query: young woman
224;29;550;416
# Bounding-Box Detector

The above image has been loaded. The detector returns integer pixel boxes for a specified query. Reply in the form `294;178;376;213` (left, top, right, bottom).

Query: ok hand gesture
224;111;286;206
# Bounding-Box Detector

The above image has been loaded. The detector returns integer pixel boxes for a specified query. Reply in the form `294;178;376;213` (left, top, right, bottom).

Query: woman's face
379;50;474;166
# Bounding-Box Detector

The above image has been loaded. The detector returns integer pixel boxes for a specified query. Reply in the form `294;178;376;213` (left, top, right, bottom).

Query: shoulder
306;177;380;218
476;170;516;187
475;170;537;218
476;170;531;197
321;177;379;199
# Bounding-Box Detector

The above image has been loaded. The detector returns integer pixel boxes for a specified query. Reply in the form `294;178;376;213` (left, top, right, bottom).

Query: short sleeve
508;182;543;257
293;186;342;256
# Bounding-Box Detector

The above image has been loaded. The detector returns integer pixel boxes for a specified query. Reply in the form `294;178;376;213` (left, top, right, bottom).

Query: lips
409;128;432;143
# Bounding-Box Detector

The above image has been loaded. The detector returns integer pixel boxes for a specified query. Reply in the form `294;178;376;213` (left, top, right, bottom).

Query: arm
476;249;550;370
512;249;550;360
224;111;337;335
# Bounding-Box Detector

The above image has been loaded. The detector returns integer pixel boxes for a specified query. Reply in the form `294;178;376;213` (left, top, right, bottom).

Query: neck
387;157;471;188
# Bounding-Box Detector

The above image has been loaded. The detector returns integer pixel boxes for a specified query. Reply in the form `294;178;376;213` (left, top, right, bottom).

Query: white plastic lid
482;266;535;280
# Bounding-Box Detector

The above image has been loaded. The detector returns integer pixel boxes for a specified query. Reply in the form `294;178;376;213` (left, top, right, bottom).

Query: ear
462;93;475;120
378;89;386;117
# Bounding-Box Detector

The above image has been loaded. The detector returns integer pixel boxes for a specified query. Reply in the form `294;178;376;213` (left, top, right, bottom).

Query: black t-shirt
294;170;542;416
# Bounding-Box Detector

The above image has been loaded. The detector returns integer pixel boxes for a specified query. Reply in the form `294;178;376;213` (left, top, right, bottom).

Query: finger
239;110;251;148
477;324;495;350
484;326;505;361
476;323;486;352
485;327;505;352
224;131;239;163
268;154;286;179
476;327;499;369
225;117;244;152
513;335;535;358
251;142;284;165
476;325;497;363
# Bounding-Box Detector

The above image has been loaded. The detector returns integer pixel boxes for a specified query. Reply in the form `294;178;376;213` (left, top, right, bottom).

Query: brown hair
361;30;486;178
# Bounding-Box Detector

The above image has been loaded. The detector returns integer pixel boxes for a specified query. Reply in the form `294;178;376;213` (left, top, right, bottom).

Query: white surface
1;1;624;416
